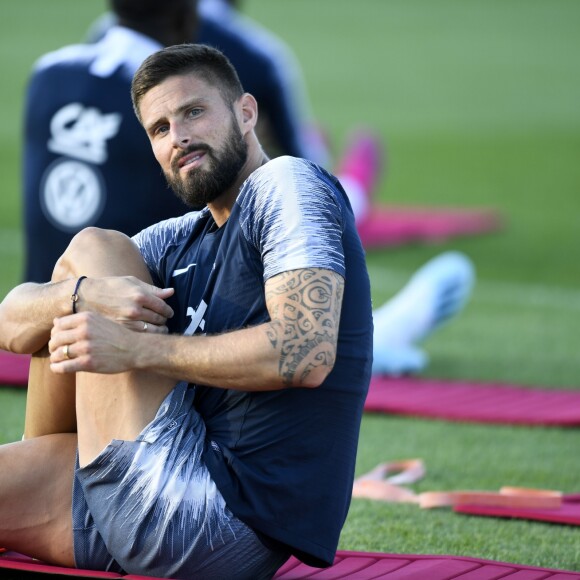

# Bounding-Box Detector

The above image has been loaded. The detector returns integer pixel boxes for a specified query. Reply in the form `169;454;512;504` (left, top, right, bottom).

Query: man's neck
208;145;269;227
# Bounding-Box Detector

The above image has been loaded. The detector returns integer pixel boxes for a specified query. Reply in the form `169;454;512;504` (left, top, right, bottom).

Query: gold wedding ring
63;344;70;360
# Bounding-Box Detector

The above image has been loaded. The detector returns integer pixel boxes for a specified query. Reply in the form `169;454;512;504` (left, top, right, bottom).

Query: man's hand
48;311;161;374
0;275;174;354
78;276;175;331
48;274;176;374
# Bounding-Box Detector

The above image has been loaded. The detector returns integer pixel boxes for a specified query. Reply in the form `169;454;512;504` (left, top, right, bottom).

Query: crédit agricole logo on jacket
40;103;121;232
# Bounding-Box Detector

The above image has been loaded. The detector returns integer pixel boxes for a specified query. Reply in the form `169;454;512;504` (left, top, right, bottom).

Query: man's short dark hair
131;44;245;122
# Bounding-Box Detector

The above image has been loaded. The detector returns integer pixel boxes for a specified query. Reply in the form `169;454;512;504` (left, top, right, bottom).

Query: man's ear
238;93;258;134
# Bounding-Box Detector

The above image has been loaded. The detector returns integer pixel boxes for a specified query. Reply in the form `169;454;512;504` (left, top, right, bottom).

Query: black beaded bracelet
71;276;87;314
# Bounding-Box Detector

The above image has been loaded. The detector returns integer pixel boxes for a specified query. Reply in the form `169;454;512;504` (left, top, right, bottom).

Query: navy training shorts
72;381;288;579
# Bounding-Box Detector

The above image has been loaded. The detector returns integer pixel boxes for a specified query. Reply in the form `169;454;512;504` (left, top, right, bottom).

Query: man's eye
189;108;203;118
155;125;169;135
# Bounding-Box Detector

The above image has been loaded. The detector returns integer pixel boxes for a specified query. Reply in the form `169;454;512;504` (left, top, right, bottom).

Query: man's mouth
178;150;207;171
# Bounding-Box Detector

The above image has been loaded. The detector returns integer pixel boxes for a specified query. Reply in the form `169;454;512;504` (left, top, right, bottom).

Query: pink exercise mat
0;350;29;387
3;351;580;427
357;205;502;249
0;550;578;579
365;376;580;426
455;494;580;527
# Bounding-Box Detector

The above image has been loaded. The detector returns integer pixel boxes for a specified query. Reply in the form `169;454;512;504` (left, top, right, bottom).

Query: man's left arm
263;267;344;387
48;267;344;391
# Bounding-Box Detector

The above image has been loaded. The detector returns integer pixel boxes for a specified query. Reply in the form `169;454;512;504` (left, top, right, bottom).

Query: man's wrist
71;276;88;314
133;332;159;371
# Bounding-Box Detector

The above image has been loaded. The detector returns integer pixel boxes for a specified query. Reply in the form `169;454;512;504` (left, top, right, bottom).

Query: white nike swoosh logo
172;263;197;277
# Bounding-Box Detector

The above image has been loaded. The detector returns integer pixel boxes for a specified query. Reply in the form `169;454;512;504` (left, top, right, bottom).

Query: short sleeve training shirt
134;156;373;567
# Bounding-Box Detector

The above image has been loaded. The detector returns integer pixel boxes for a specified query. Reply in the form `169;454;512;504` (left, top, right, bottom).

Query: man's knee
52;228;143;282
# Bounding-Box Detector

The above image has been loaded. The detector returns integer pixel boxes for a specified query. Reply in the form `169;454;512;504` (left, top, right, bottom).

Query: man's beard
166;120;248;210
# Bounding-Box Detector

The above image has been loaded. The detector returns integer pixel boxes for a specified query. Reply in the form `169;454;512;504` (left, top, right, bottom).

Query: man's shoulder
239;156;314;208
246;156;341;199
237;157;348;280
33;43;96;75
133;211;207;283
134;211;205;252
32;26;162;80
251;155;319;181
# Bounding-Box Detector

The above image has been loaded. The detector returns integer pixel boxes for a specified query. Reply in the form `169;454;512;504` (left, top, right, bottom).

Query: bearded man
0;44;372;579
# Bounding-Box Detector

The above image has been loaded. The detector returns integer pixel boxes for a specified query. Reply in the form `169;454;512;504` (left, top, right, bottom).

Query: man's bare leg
42;228;177;466
2;228;177;565
24;346;77;438
23;235;85;438
0;434;77;566
24;228;175;445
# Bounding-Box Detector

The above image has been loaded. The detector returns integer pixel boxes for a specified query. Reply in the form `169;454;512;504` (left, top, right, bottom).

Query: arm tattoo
265;268;344;386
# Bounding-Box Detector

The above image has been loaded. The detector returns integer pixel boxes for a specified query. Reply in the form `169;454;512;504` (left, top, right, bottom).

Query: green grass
1;0;580;573
0;390;26;441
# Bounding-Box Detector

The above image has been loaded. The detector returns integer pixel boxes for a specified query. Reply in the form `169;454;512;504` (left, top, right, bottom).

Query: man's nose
170;124;190;148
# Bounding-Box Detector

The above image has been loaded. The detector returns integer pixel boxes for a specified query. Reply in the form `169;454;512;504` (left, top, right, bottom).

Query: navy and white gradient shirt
134;156;373;567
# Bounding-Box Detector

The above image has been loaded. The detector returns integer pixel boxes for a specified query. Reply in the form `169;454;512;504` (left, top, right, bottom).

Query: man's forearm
48;312;337;391
48;268;344;391
133;319;336;390
135;269;343;390
0;280;75;353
